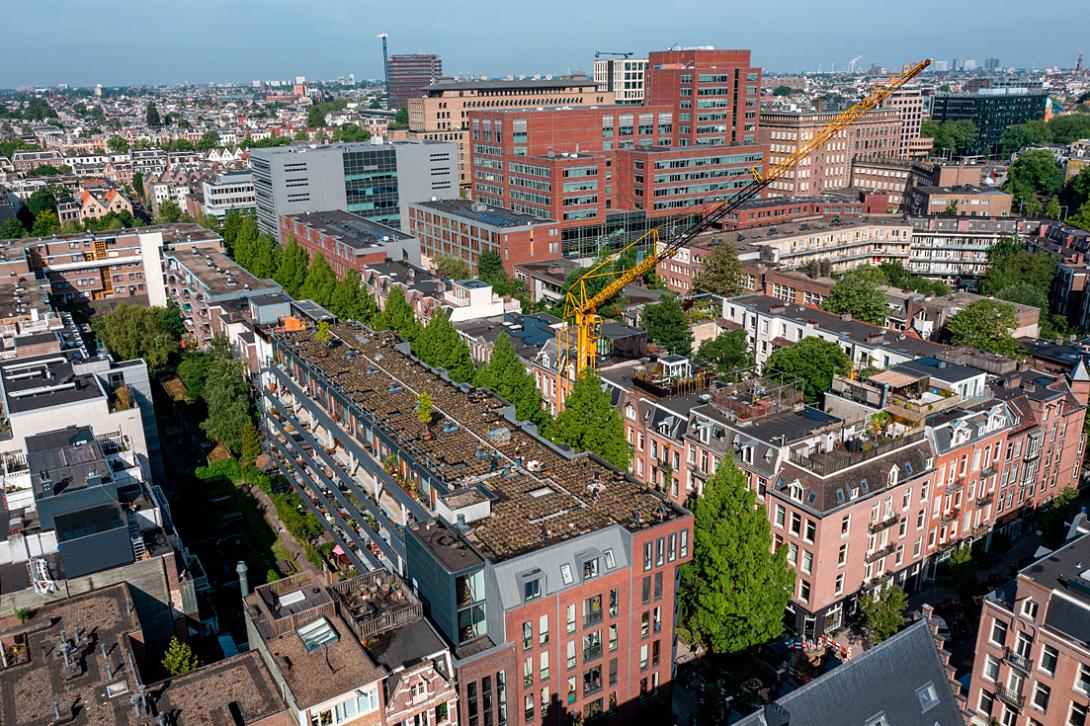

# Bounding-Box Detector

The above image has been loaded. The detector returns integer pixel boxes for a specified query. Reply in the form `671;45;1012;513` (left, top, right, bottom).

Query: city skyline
1;0;1087;87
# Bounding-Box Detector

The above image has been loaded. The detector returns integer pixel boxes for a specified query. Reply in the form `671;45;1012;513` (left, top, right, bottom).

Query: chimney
236;560;250;597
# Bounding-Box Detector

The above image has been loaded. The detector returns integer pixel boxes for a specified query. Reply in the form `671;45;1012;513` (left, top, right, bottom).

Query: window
1070;703;1088;726
540;614;549;646
523;621;533;650
582;558;600;580
917;682;939;713
583;595;603;626
989;618;1008;646
524;657;534;688
524;694;534;722
838;543;847;566
1077;663;1090;694
1040;644;1058;676
841;514;851;535
642;576;651;604
1032;682;1050;713
680;529;689;558
983;654;1000;683
799;580;810;602
775;505;785;527
790;513;801;535
604;549;616;569
567;640;577;669
834;574;844;595
567;604;576;634
978;690;994;716
654;572;663;600
609;624;618;652
1022;598;1039;620
801;551;812;574
523;577;542;601
560;564;574;585
804;519;816;543
643;542;652;571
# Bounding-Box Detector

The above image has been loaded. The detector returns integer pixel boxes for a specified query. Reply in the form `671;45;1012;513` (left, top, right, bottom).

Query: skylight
297;617;339;652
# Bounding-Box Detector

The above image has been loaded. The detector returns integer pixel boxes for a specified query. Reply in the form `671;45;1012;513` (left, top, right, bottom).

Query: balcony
788;430;926;477
997;685;1025;709
1004;647;1031;673
942;508;960;524
865;543;897;563
976;493;994;507
868;514;900;534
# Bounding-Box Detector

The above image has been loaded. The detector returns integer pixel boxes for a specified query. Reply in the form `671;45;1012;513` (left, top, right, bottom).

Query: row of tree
1000;114;1090;155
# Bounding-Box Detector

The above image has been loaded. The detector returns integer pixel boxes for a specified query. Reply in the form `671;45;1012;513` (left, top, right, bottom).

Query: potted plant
417;392;434;439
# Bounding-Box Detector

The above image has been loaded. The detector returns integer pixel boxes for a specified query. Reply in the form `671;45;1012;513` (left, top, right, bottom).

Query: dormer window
888;465;899;487
625;404;636;420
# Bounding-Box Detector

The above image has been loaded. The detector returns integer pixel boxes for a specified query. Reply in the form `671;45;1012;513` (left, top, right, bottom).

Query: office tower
387;53;443;110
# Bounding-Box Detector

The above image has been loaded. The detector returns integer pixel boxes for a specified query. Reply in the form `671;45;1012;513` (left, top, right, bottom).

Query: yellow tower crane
557;58;931;379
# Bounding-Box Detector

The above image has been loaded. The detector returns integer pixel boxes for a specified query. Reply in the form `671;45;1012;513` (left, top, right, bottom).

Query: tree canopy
145;102;161;129
434;254;471;280
373;286;420;341
977;237;1056;299
642;296;693;356
200;352;253;455
157;200;183;224
877;262;949;296
765;337;851;404
946;299;1020;356
546;371;630;470
1000;114;1090;155
300;254;338;307
161;637;200;676
694;329;753;377
411;308;475;383
274;239;309;297
824;266;889;325
858;586;908;645
473;333;547;426
920;119;977;155
680;455;794;653
1004;149;1064;213
91;303;181;370
692;241;744;296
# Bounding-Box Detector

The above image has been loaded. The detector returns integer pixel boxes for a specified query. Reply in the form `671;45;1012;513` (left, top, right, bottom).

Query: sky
2;0;1088;88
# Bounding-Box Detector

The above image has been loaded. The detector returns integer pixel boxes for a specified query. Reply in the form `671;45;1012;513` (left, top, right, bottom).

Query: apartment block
907;216;1035;281
387;53;443;110
760;109;902;196
593;58;648;104
882;87;933;159
910;184;1013;217
281;209;421;278
260;324;692;726
407;75;613;186
407;198;562;274
192;169;256;219
849;157;914;211
723;192;884;230
251;140;458;237
968;524;1090;726
644;48;761;146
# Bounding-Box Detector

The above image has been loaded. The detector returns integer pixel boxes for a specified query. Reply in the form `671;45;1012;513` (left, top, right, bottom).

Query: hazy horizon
1;0;1087;88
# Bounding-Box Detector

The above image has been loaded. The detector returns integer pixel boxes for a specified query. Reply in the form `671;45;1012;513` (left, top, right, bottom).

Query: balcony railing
997;685;1025;709
865;544;897;563
788;430;926;476
1004;647;1031;673
868;514;900;534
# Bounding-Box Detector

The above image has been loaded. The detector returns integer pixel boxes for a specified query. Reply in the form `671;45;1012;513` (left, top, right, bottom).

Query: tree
478;250;505;281
1;218;25;239
877;262;948;296
999;120;1052;155
680;455;793;654
201;355;252;455
157;200;183;224
300;254;337;306
772;85;793;96
858;586;908;645
921;119;977;155
241;422;263;466
545;370;630;470
91;303;180;370
1041;487;1080;547
307;105;328;128
416;392;434;425
374;286;420;341
332;123;371;142
31;211;60;237
995;282;1047;311
393;108;409;126
474;333;546;426
1005;149;1063;211
824;266;889;325
314;320;331;343
131;171;145;201
26;186;59;217
942;200;959;217
692;242;744;296
694;329;753;376
1072;200;1090;233
222;209;245;249
1066;166;1090;211
978;237;1056;298
411;308;475;382
642;296;693;356
154;302;186;340
946;299;1020;356
177;352;213;401
274;239;309;297
196;131;220;151
765;337;850;404
434;254;471;280
1045;195;1062;220
145;101;161;129
161;636;200;676
107;136;130;153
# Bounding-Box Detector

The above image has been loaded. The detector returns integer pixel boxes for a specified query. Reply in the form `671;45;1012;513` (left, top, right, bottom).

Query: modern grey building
250;140;458;239
930;88;1048;155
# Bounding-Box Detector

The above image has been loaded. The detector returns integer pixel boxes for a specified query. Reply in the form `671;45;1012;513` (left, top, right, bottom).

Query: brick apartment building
280;209;421;278
910;184;1013;217
967;522;1090;726
407;198;563;274
760;109;903;196
883;86;933;159
604;350;1088;636
407;75;613;186
907;216;1035;282
260;324;692;726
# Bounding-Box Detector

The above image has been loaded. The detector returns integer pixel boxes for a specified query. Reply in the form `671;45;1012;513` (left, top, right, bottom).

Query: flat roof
286;209;412;249
277;326;687;563
425;76;596;93
0;354;104;414
169;245;276;297
415;198;556;227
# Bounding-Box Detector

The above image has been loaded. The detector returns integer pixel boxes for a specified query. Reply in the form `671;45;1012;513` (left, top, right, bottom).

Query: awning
869;369;926;388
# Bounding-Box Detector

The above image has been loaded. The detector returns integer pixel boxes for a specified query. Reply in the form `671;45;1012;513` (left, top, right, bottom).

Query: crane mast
557;58;931;378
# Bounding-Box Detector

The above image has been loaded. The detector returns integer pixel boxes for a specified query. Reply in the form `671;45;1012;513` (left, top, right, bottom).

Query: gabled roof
735;620;962;726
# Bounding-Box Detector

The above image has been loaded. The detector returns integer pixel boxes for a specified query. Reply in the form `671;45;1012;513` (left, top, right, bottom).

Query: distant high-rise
386;53;442;110
377;32;389;92
984;57;1001;73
